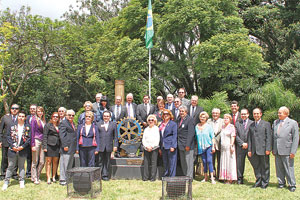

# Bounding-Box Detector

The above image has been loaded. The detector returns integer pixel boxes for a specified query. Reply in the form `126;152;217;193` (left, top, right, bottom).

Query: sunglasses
178;92;184;93
85;116;92;118
85;105;91;107
11;107;19;110
163;113;170;115
53;116;59;118
68;114;75;117
148;119;155;122
58;110;65;112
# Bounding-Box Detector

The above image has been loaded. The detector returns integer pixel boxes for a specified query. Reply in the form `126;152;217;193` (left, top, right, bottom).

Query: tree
248;79;300;122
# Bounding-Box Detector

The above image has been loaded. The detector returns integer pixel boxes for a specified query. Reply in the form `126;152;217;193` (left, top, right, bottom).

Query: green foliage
199;91;231;117
248;79;300;122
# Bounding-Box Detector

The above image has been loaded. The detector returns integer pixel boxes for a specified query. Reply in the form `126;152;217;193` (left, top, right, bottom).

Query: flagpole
148;48;151;103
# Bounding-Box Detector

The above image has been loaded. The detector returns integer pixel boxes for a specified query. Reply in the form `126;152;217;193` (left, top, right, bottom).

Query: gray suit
92;102;100;113
136;103;155;125
272;117;299;187
248;119;272;188
235;119;253;183
187;105;203;125
110;105;127;122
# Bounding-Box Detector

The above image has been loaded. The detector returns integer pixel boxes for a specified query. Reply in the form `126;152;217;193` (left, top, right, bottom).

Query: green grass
1;150;300;200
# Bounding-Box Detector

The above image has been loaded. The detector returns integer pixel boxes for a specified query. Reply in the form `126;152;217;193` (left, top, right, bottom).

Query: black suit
110;105;127;122
25;115;35;176
248;120;272;188
0;114;17;177
42;123;60;156
187;105;203;125
235;119;253;183
96;121;118;179
172;107;180;122
231;112;242;126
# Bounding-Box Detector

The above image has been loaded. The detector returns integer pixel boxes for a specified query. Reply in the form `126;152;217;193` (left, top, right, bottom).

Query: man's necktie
116;106;120;119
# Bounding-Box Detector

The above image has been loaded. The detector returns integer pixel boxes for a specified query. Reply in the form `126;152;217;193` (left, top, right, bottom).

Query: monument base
110;157;164;180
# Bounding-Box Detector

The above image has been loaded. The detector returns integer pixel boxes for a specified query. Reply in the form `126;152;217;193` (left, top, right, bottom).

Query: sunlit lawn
1;149;300;200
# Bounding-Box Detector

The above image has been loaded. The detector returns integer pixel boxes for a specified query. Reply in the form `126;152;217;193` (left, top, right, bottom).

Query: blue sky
0;0;78;19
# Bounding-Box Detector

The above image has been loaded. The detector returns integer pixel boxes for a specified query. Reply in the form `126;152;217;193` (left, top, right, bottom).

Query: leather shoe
278;185;285;189
237;180;243;185
102;177;109;181
289;186;296;192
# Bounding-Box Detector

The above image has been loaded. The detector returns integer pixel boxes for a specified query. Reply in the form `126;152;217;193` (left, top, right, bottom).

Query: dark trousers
162;148;177;177
212;149;220;178
236;147;248;182
26;146;32;175
249;154;270;187
79;146;96;167
1;146;9;177
99;151;111;178
143;149;158;180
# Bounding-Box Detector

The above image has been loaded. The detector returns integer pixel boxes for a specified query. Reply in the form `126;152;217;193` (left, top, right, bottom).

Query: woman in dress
31;106;46;184
142;115;160;181
195;111;215;184
219;114;237;183
43;112;60;184
76;111;99;167
159;109;177;177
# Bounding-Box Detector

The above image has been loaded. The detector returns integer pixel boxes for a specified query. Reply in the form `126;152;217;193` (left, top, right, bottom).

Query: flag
145;0;154;49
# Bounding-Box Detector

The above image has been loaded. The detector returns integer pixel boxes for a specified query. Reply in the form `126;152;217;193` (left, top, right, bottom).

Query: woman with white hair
142;115;160;181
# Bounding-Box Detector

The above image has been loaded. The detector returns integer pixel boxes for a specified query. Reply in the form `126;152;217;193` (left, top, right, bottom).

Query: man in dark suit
230;100;242;126
136;95;155;127
177;106;195;178
25;104;37;178
235;108;253;184
165;94;175;110
172;97;181;122
248;108;272;189
110;95;127;122
125;93;137;119
0;104;19;180
59;109;77;185
187;95;203;125
272;106;299;192
96;111;118;181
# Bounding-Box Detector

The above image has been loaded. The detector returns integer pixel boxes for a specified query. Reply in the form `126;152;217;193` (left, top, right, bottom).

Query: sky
0;0;79;20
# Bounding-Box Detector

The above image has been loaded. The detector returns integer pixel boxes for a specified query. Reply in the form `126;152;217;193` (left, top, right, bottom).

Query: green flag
145;0;154;49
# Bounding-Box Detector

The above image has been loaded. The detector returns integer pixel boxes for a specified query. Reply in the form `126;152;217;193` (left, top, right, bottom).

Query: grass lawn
1;149;300;200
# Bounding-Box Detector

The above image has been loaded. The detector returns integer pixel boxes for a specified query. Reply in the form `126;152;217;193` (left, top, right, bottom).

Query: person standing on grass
272;106;299;192
2;111;31;191
248;108;271;189
59;109;77;186
31;106;46;184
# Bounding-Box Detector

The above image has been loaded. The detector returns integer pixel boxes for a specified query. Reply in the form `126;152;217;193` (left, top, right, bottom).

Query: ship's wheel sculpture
117;117;143;157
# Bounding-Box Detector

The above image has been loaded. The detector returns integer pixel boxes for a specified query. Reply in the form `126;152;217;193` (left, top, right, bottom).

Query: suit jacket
159;120;177;150
0;114;17;147
272;117;299;156
231;112;242;126
110;104;127;122
92;102;100;113
165;102;175;110
177;115;195;150
26;114;35;125
76;124;100;152
207;118;223;150
96;121;118;152
187;105;204;125
235;119;253;152
7;123;31;157
59;119;77;154
125;102;137;118
248;120;272;156
172;107;181;122
136;103;155;124
42;122;60;150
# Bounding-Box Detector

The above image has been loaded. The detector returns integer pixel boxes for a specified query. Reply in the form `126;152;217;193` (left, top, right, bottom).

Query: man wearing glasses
59;109;77;185
0;104;20;180
178;88;190;107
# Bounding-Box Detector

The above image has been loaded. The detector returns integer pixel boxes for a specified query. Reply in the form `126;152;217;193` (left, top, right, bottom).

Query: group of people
0;88;298;193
